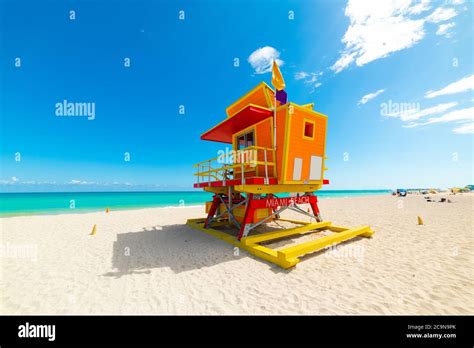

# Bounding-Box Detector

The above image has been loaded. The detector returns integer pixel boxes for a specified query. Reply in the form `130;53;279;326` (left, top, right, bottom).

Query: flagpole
271;60;285;181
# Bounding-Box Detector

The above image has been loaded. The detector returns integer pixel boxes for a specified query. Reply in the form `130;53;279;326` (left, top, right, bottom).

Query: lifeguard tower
187;62;373;268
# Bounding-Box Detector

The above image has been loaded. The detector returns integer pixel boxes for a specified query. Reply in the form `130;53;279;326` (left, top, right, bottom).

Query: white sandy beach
0;193;473;315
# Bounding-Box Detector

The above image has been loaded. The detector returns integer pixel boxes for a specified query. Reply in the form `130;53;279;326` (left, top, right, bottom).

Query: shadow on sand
103;222;362;277
103;224;248;277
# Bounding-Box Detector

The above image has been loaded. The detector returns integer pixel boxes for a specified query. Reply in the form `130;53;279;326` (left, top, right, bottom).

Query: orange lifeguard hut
187;62;373;268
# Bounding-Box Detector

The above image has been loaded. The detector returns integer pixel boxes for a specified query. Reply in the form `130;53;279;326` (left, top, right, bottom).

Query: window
236;130;254;150
303;119;315;139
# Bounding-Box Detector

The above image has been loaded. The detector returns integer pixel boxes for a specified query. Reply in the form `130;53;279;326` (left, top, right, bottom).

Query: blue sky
0;0;472;192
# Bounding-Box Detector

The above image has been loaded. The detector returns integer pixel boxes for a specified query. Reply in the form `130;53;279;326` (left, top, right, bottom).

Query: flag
271;60;285;91
276;89;287;105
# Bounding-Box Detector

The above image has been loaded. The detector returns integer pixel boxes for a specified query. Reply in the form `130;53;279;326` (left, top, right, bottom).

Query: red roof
201;105;273;143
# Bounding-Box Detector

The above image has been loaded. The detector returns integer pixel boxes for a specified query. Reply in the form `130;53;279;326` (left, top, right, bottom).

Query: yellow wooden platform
186;218;374;269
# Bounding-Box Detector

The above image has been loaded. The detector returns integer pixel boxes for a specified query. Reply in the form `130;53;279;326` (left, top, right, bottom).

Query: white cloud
248;47;283;74
69;179;96;185
295;71;323;90
436;22;455;37
425;75;474;98
402;123;419;128
358;89;385;105
423;107;474;125
305;72;323;86
396;101;458;121
408;0;431;15
0;177;22;185
331;1;462;73
452;122;474;134
306;72;323;84
407;107;474;131
68;180;137;186
295;72;309;80
426;7;458;23
332;53;356;74
453;122;474;134
331;0;427;73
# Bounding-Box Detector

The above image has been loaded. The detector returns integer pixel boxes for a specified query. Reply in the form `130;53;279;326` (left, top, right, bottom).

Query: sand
1;193;473;315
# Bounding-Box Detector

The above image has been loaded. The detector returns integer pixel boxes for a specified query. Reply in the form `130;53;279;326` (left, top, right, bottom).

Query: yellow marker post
417;216;423;225
90;224;97;235
106;207;110;213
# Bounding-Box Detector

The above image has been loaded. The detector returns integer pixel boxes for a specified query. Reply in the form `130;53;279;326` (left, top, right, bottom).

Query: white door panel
309;155;322;180
292;158;303;181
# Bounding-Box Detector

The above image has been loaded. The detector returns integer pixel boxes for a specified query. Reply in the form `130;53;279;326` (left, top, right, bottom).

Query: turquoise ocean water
0;190;390;216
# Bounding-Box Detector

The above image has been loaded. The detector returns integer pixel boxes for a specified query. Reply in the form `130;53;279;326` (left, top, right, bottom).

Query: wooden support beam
275;218;311;225
327;225;374;237
241;221;331;246
277;226;374;261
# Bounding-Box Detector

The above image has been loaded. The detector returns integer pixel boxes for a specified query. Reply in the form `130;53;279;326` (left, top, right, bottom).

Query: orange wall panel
285;109;326;182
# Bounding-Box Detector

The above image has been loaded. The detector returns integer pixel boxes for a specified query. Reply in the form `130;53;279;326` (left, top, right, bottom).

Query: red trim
204;195;220;228
201;105;273;143
309;196;320;216
194;177;278;188
238;193;254;240
193;178;329;188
